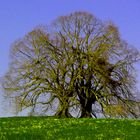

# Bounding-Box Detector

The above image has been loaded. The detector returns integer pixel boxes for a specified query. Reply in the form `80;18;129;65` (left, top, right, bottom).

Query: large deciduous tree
2;12;140;118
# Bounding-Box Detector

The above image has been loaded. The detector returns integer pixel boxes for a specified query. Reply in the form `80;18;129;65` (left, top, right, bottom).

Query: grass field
0;117;140;140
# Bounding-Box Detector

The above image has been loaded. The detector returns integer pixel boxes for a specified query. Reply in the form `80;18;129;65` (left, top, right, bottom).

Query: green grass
0;117;140;140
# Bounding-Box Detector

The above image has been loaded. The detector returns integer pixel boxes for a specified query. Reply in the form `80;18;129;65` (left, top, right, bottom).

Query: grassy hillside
0;117;140;140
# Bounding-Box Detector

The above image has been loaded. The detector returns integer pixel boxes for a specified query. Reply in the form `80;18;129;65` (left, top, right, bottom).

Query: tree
2;12;140;118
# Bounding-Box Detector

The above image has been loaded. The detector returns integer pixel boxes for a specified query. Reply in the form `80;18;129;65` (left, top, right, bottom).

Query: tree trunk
80;100;93;118
79;95;96;118
55;108;72;118
55;100;72;118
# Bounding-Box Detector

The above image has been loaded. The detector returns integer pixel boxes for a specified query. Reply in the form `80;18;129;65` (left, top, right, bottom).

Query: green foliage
0;117;140;140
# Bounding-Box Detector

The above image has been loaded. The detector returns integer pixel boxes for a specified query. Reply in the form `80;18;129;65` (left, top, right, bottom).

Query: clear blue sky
0;0;140;117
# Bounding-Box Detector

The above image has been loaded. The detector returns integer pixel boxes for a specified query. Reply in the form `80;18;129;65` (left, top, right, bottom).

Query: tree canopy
2;12;140;118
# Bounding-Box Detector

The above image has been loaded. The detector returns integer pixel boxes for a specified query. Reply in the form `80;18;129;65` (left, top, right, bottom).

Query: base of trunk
55;109;72;118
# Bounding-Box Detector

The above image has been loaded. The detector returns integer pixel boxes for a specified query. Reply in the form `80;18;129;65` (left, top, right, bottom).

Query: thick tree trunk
80;100;93;118
55;100;72;118
79;94;96;118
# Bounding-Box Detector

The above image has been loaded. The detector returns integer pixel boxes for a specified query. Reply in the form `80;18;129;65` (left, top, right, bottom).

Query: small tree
2;12;140;118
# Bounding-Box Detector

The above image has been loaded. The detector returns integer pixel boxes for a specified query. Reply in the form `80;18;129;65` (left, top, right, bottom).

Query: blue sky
0;0;140;116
